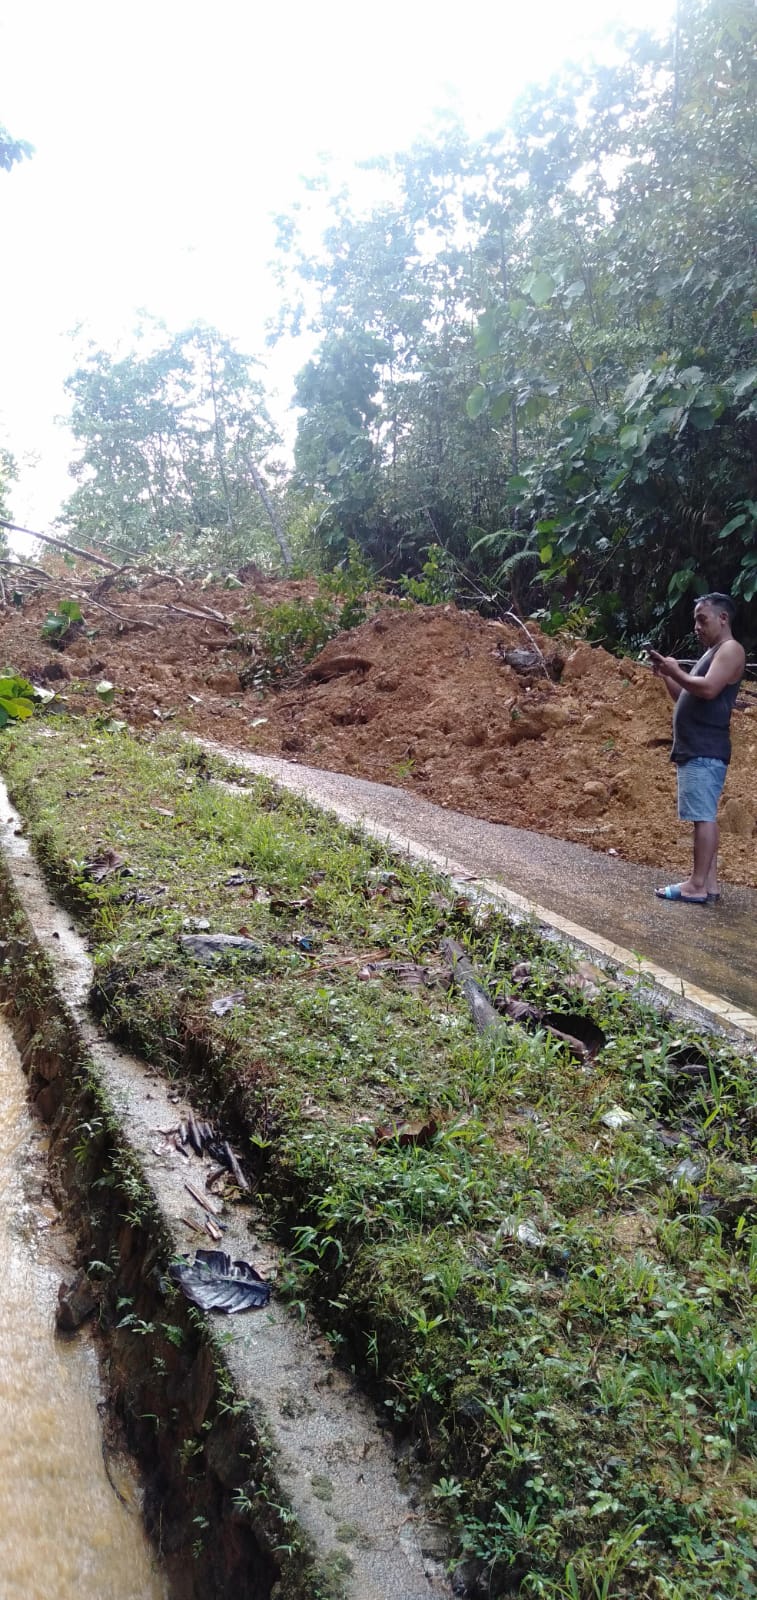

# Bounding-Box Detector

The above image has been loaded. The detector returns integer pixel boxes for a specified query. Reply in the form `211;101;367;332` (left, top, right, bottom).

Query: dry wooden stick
184;1180;222;1219
135;601;230;626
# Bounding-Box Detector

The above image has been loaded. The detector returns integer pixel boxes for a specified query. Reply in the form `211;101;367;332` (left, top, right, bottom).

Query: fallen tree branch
414;541;553;682
442;939;505;1033
134;601;230;626
443;938;594;1060
0;563;160;630
0;518;122;571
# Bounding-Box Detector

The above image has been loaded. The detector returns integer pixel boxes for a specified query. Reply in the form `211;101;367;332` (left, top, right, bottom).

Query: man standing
649;593;745;904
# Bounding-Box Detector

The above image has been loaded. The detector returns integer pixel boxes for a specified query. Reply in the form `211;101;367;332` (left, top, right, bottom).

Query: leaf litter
169;1250;271;1313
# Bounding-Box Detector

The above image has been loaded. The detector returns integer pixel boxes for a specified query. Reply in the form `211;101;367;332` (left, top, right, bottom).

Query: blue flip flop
655;884;708;904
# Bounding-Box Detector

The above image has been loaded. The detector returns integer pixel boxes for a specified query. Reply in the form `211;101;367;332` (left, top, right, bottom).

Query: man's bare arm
648;640;745;699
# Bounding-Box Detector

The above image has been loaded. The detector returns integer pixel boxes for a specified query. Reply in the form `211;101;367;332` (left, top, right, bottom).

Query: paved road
202;743;757;1026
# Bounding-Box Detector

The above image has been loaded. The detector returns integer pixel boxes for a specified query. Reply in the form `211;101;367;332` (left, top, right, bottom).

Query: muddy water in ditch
0;1021;167;1600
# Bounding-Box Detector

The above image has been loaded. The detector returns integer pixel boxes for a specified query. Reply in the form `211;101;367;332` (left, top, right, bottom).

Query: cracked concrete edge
0;778;452;1600
195;739;757;1048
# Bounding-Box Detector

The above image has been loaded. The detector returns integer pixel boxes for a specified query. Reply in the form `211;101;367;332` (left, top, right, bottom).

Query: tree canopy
277;0;756;646
55;2;756;646
0;123;33;173
62;323;291;569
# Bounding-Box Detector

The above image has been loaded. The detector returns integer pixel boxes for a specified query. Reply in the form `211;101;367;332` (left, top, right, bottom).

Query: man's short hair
697;592;736;622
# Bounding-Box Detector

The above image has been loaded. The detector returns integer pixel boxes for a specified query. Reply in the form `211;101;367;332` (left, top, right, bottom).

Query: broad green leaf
622;371;651;409
489;391;512;423
522;394;550;422
474;311;500;358
717;514;747;539
0;674;35;699
523;270;555;307
730;367;757;399
466;384;488;420
667;566;696;600
96;680;115;704
688;406;716;430
0;695;34;720
563;278;586;304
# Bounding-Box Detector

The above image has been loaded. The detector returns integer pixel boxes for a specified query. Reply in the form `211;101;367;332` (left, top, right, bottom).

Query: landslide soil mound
2;570;755;885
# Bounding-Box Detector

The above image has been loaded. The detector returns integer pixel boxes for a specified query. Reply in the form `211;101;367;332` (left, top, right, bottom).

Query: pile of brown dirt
2;574;755;885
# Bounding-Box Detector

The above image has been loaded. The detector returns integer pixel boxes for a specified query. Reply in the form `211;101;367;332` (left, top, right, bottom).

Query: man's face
693;602;723;647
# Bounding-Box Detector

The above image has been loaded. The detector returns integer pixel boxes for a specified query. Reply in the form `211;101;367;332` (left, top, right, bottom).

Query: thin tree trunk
243;454;293;569
205;336;235;554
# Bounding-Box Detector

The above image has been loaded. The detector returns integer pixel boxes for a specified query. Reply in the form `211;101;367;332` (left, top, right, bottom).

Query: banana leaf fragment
169;1249;271;1312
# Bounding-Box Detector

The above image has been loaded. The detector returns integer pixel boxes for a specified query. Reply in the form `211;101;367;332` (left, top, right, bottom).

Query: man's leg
691;820;719;896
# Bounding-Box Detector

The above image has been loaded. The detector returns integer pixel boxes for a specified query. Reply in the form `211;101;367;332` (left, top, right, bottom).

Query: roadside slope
2;717;756;1600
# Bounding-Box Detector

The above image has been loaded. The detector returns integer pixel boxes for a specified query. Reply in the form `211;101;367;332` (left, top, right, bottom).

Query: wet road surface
201;744;757;1025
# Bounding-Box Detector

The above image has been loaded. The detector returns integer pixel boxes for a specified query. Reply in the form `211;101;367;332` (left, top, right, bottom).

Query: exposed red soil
2;572;756;885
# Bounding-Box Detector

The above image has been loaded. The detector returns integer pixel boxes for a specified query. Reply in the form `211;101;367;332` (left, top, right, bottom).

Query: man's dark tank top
671;645;741;765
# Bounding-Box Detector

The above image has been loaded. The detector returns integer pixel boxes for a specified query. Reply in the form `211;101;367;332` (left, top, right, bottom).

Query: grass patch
1;719;756;1598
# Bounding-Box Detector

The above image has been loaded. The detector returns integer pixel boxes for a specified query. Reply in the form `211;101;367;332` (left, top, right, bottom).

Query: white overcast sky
0;0;675;549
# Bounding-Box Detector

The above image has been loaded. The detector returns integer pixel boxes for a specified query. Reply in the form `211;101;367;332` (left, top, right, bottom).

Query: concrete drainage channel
0;779;451;1600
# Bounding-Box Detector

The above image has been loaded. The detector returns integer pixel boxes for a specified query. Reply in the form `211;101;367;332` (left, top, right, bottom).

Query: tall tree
62;323;290;567
276;0;756;642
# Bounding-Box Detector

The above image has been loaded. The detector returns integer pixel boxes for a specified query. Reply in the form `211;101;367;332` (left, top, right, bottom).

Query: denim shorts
676;758;727;822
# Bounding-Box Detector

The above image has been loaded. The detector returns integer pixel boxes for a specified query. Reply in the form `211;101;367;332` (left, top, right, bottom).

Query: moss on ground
2;718;756;1599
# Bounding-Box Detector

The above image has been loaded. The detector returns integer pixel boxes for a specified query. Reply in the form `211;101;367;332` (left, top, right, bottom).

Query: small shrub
41;598;83;645
241;544;382;686
0;672;38;728
399;544;458;605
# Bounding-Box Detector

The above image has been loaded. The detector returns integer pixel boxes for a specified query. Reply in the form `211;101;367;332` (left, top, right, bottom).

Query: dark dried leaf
84;847;130;882
169;1249;271;1312
375;1117;439;1147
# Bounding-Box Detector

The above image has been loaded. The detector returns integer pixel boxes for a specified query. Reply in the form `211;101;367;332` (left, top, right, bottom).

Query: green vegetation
0;674;44;728
236;543;381;684
61;320;291;570
41;598;84;645
0;123;33;172
1;718;755;1597
277;0;757;647
55;1;756;651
